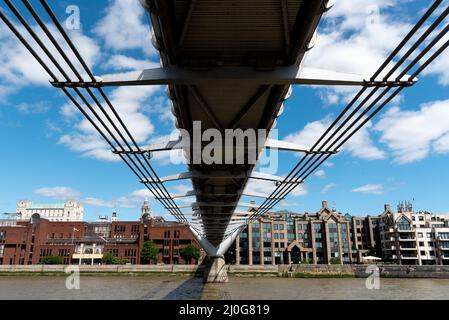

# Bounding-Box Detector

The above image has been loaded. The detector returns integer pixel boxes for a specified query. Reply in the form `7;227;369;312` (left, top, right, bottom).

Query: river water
1;276;448;300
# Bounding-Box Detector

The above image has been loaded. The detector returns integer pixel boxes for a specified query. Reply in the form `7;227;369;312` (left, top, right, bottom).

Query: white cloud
314;170;326;178
244;179;308;198
94;0;155;55
34;187;81;200
16;101;51;115
59;86;160;161
60;102;79;121
323;162;334;168
0;22;99;89
285;117;385;161
375;99;449;164
83;188;154;209
321;183;337;194
103;54;159;71
305;0;412;105
352;184;384;195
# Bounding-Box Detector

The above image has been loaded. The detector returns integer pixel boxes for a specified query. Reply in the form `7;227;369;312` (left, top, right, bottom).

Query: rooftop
26;204;65;210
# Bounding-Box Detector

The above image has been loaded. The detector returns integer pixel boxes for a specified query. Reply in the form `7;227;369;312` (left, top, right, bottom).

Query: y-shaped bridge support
189;226;241;283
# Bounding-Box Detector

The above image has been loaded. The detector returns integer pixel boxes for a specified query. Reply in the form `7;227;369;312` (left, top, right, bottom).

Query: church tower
141;198;151;222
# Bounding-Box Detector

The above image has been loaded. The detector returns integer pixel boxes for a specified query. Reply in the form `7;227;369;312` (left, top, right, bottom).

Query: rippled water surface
1;276;449;300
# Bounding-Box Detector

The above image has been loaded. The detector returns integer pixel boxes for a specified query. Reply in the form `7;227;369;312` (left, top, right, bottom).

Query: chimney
322;200;328;208
384;203;391;212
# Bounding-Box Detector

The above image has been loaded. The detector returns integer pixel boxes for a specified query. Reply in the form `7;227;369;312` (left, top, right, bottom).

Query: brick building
0;200;201;265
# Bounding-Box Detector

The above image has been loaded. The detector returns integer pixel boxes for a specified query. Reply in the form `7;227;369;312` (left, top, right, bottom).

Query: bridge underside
3;0;446;284
144;0;329;248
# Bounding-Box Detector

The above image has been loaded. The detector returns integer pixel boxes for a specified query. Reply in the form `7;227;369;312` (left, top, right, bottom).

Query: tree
301;258;314;264
365;246;377;257
42;255;64;265
181;244;201;264
330;257;341;265
102;252;129;265
102;252;117;265
140;240;159;264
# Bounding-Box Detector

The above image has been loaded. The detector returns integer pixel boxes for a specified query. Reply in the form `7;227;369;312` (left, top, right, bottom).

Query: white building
16;199;84;222
379;202;449;265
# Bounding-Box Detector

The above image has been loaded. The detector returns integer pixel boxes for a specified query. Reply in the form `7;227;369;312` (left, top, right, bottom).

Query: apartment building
379;202;449;265
228;201;354;265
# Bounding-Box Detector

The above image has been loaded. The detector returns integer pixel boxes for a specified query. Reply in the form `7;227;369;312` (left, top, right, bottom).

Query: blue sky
1;0;449;221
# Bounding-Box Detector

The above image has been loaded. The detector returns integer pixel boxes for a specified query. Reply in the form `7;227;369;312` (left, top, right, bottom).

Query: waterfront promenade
3;264;449;279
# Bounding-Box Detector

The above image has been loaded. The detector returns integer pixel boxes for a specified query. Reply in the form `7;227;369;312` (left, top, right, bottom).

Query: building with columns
16;200;83;222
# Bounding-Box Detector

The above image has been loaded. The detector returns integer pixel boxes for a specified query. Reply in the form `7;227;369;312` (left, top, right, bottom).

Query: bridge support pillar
203;256;228;283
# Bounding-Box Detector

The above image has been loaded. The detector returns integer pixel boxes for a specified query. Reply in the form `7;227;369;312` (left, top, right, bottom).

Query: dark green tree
330;257;341;265
300;258;314;264
140;240;159;264
181;244;201;264
102;252;129;265
102;252;117;265
365;246;377;257
41;255;64;265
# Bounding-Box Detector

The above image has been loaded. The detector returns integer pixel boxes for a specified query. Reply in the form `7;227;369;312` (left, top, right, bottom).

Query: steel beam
52;67;415;88
145;170;293;183
114;138;314;154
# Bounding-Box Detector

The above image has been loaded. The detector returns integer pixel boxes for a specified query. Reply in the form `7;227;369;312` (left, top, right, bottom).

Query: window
279;224;284;231
418;233;423;238
280;233;284;239
420;251;426;255
297;224;302;231
274;233;278;239
397;216;411;231
427;233;432;239
273;224;278;231
419;242;425;246
419;216;424;221
439;233;449;240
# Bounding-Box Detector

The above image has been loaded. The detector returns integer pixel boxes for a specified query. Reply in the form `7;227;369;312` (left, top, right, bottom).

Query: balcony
398;237;416;241
401;254;418;259
72;253;103;260
400;246;417;250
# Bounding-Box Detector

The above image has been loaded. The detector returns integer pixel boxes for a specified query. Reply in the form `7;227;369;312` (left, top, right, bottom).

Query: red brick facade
0;214;201;265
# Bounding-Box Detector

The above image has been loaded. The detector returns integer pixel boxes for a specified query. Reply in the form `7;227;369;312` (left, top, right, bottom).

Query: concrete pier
203;257;228;283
